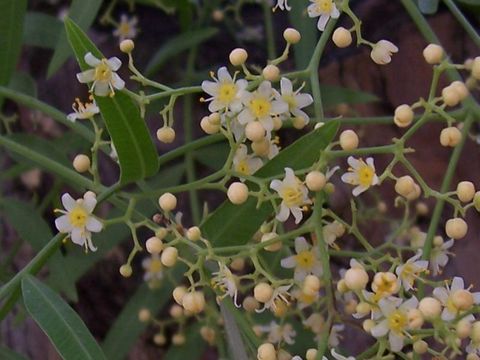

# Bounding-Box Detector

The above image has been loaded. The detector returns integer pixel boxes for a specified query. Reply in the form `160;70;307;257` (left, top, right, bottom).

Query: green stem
262;1;276;59
443;0;480;48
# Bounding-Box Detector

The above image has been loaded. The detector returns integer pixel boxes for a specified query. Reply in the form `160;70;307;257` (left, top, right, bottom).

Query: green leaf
194;141;228;171
219;301;249;360
21;275;107;360
0;346;28;360
23;12;62;49
321;84;378;109
164;323;206;360
202;121;339;247
47;0;103;77
8;72;37;98
65;18;159;184
145;27;219;76
288;0;318;69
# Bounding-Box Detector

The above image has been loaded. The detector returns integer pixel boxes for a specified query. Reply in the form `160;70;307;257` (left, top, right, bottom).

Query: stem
443;0;480;48
262;1;276;59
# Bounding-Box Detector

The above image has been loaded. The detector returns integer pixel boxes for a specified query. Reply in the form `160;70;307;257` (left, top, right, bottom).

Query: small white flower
341;156;379;196
307;0;340;31
113;14;138;41
273;78;313;124
233;144;263;179
270;168;311;224
211;262;240;307
281;237;322;281
322;220;345;249
76;52;125;97
257;321;296;345
67;97;99;122
256;284;292;313
429;239;454;275
370;40;398;65
238;81;288;133
201;67;247;113
293;287;319;309
371;296;419;352
273;0;291;11
142;254;163;288
433;277;480;321
395;251;429;291
54;192;103;252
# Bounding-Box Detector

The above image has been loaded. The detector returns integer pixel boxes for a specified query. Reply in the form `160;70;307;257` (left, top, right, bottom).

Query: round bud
472;321;480;342
212;9;224;22
170;304;183;318
229;48;248;66
261;232;282;252
200;116;220;134
146;236;163;254
456;318;473;339
262;64;280;81
433;235;444;247
394;104;414;128
422;44;443;64
156;127;176;143
339;129;359;150
273;116;283;130
413;340;428;354
227;182;249;205
252;138;270;156
200;326;216;345
182;291;205;314
451;81;469;100
186;226;201;241
305;349;318;360
257;343;276;360
419;297;442;319
155;227;168;240
474;191;480;211
445;217;468;239
416;202;429;216
452;289;474;310
173;286;187;305
254;282;274;303
442;85;461;107
362;319;376;333
472;56;480;80
230;257;245;271
73;154;91;173
242;296;259;312
336;279;348;293
407;308;424;329
161;246;178;267
306;170;327;191
245;121;266;142
344;299;358;315
159;192;177;212
283;28;301;44
138;308;151;322
440;127;461;147
395;175;416;198
292;116;307;129
332;27;352;48
344;267;369;290
153;333;166;345
119;264;132;277
172;333;186;346
303;275;321;296
208;112;221;125
120;39;135;53
356;302;371;316
457;181;475;202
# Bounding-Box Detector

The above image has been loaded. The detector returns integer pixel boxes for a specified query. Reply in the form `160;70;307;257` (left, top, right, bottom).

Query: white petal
433;287;449;303
208;100;224;112
237;109;253;125
341;172;358;185
389;331;404;352
276;203;290;222
67;113;77;122
201;80;218;96
291;207;303;224
55;215;73;233
295;93;313;108
258;81;272;97
270;179;283;192
317;14;330;31
294;237;310;253
352;185;367;196
280;77;293;95
76;69;95;83
330;6;340;19
82;196;97;213
84;52;101;67
370;320;389;338
86;217;103;232
71;227;85;246
260;117;274;133
294;269;308;282
281;256;297;269
111;73;125;90
271;100;289;115
347;156;360;169
94;81;110;97
451;277;465;291
61;193;77;211
217;67;232;82
107;57;122;71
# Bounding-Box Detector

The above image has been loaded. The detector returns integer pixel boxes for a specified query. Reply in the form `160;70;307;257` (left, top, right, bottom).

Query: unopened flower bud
161;246;178;267
159;192;177;212
200;326;216;345
452;289;474;310
257;343;276;360
138;308;151;322
339;129;359;150
292;116;307;129
407;308;424;329
186;226;201;241
356;302;371;316
252;138;270;157
332;27;352;48
451;81;469;100
208;112;221;125
170;304;183;318
119;264;132;277
344;267;369;290
394;104;414;128
245;121;266;142
230;257;245;271
445;217;468;239
254;282;273;303
261;232;282;252
182;291;205;314
153;333;166;345
146;236;163;254
440;127;461;147
229;48;248;66
306;349;318;360
363;319;376;333
422;44;443;64
457;181;475;202
73;154;91;173
156;127;176;143
200;116;220;134
283;28;301;44
442;85;461;107
305;171;327;191
303;275;321;296
172;333;186;345
419;297;441;319
262;64;280;81
472;321;480;342
456;319;473;339
395;175;416;198
227;182;249;204
120;39;134;53
472;56;480;80
474;191;480;211
413;340;428;354
243;296;259;312
173;286;187;305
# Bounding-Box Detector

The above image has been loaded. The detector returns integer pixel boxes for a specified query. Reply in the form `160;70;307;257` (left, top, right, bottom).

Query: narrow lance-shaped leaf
64;18;159;184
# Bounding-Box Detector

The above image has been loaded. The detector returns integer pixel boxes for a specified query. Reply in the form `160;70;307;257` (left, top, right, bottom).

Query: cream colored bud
153;333;166;345
173;286;187;305
433;235;444;247
336;279;348;293
230;257;245;271
292;116;307;129
372;272;399;294
155;227;168;239
472;56;480;80
442;85;461;107
257;343;276;360
212;9;224;22
227;182;249;205
445;217;468;239
457;181;475;202
242;296;259;312
344;299;358;315
245;121;266;142
440;127;461;147
252;138;270;156
474;191;480;211
305;349;318;360
172;333;186;345
456;319;472;339
254;282;274;303
119;264;132;277
472;321;480;342
419;297;442;319
422;44;443;64
339;129;359;150
452;289;474;310
305;171;327;191
356;302;371;316
394;104;414;128
182;291;205;314
273;116;283;130
161;246;178;267
159;192;177;212
283;28;301;44
186;226;201;241
229;48;248;66
395;175;416;198
262;64;280;81
413;340;428;354
138;308;151;322
344;267;369;290
200;116;220;134
303;275;321;296
261;232;282;252
73;154;91;173
362;319;376;333
146;236;163;254
156;127;176;143
208;112;221;125
416;202;429;216
406;183;421;201
200;326;216;345
378;201;388;213
120;39;135;53
370;40;398;65
407;308;424;329
170;304;183;318
451;81;469;100
332;27;352;48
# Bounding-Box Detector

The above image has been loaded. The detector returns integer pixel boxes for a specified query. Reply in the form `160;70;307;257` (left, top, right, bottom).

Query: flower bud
252;138;270;157
413;340;428;354
262;64;280;81
153;333;166;345
445;217;468;239
73;154;91;173
159;192;177;212
230;257;245;271
261;232;282;252
155;227;168;239
182;291;205;314
283;28;301;44
344;299;358;315
245;121;266;142
138;308;151;322
339;129;359;150
242;296;259;312
472;321;480;342
442;85;461;107
336;279;348;293
172;333;186;345
422;44;443;64
257;343;276;360
120;39;134;53
419;297;441;319
394;104;414;128
200;116;220;134
305;171;327;191
119;264;132;277
332;27;352;48
254;282;273;303
229;48;248;66
303;275;321;296
200;326;216;345
472;56;480;80
344;267;369;290
306;349;318;360
146;236;163;254
173;286;187;305
161;246;178;267
457;181;475;202
356;302;371;316
474;191;480;211
395;175;416;198
292;116;307;129
186;226;201;241
170;304;183;318
416;202;429;216
362;319;376;333
456;319;472;339
370;40;398;65
156;126;176;143
212;9;224;22
451;81;469;100
440;127;461;147
227;182;249;204
407;308;424;329
452;289;474;310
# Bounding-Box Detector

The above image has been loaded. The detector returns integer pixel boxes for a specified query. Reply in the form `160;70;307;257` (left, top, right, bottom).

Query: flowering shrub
1;1;480;359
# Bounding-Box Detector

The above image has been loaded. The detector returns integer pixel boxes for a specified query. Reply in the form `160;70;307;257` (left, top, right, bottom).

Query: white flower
257;321;296;345
273;78;313;124
238;81;289;133
341;156;379;196
307;0;340;31
281;237;322;281
67;97;99;122
273;0;291;11
328;324;344;347
395;251;428;291
54;192;103;252
201;67;247;113
211;262;240;307
233;144;263;179
323;220;345;248
429;239;454;275
371;296;419;352
142;254;163;288
76;52;125;97
270;168;311;224
293;287;319;309
433;277;480;321
113;14;138;41
256;284;292;313
370;40;398;65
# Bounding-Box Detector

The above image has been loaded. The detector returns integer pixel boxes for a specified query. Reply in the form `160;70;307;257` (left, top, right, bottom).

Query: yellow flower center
236;160;250;175
249;98;272;119
94;60;112;82
357;163;375;187
387;310;407;334
118;22;131;36
283;94;297;110
295;250;315;269
148;258;163;273
280;185;304;207
316;0;333;13
69;206;88;227
218;82;237;104
374;275;398;296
